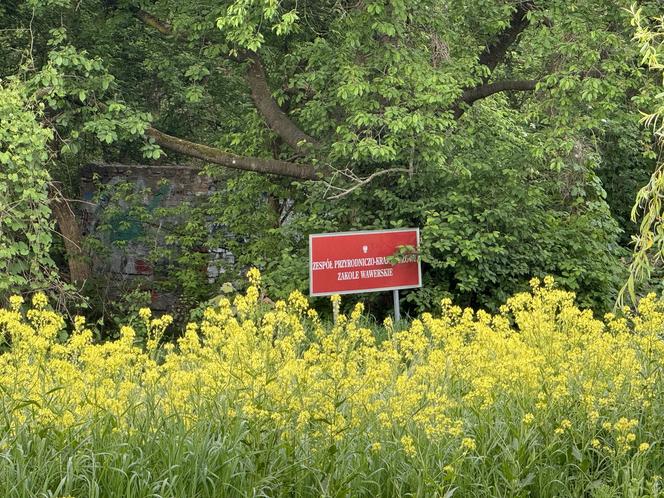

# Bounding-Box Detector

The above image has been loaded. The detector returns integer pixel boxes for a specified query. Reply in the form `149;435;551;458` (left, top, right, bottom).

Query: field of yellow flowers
1;271;663;497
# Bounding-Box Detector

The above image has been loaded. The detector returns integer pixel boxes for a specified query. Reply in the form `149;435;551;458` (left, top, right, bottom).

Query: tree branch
452;79;538;118
145;127;320;180
323;168;410;199
132;8;318;153
245;53;318;152
478;1;535;73
452;3;537;119
461;79;538;105
132;8;174;36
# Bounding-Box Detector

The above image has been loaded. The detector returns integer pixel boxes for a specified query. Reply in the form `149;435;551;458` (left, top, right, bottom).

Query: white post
393;289;401;323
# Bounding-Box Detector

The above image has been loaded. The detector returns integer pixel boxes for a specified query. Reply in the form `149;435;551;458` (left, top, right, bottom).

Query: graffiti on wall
81;163;233;309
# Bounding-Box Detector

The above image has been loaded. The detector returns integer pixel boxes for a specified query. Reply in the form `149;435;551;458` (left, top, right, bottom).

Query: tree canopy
0;0;661;317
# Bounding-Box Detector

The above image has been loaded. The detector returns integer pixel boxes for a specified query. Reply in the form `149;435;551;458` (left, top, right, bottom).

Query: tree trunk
50;191;91;285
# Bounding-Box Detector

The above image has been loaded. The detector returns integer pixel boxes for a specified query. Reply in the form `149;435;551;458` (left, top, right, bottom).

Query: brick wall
80;163;232;310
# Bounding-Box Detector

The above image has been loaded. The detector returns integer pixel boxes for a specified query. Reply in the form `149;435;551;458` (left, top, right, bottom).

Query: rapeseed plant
0;272;663;496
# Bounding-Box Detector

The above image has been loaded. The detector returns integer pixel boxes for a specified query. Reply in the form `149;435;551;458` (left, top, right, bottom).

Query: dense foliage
3;4;664;497
1;273;664;496
1;0;661;318
622;6;664;303
0;83;56;294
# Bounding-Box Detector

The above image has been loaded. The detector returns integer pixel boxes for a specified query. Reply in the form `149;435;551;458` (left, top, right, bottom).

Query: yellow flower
461;437;476;451
120;325;135;343
307;308;319;322
246;267;261;286
31;292;48;309
613;417;638;433
351;302;365;321
8;295;23;310
288;290;309;312
139;307;152;320
401;435;416;457
0;269;661;481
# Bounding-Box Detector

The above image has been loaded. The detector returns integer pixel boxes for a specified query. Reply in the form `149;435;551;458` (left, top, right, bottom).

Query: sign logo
309;228;421;296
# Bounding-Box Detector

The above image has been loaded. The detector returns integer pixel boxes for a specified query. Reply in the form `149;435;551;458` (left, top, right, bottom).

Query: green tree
1;0;658;313
620;5;664;304
0;0;150;303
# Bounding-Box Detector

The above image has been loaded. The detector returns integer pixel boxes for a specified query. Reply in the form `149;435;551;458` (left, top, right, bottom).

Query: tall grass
1;275;663;497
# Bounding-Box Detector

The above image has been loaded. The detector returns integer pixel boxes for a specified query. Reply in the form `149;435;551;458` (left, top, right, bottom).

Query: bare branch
325;168;410;199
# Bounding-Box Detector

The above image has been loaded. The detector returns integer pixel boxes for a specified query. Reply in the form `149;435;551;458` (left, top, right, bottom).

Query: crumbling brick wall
80;163;231;310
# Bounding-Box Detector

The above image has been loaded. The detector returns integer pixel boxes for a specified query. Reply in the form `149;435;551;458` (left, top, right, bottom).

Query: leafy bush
0;82;56;298
1;272;663;497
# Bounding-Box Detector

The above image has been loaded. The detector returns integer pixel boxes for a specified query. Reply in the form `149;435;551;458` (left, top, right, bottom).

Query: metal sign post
393;289;401;322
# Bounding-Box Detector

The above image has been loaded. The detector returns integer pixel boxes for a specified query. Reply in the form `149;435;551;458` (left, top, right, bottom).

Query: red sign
309;228;421;296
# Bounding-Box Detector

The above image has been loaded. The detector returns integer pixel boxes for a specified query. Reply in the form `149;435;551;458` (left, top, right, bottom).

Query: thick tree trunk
50;191;91;285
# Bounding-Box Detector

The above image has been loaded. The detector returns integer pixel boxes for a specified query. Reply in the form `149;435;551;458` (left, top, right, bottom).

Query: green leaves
141;142;164;160
619;6;664;305
184;64;210;82
0;0;655;316
0;81;57;296
216;0;300;51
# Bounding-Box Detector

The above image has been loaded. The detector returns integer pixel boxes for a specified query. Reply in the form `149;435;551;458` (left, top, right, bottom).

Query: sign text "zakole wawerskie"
309;228;422;296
